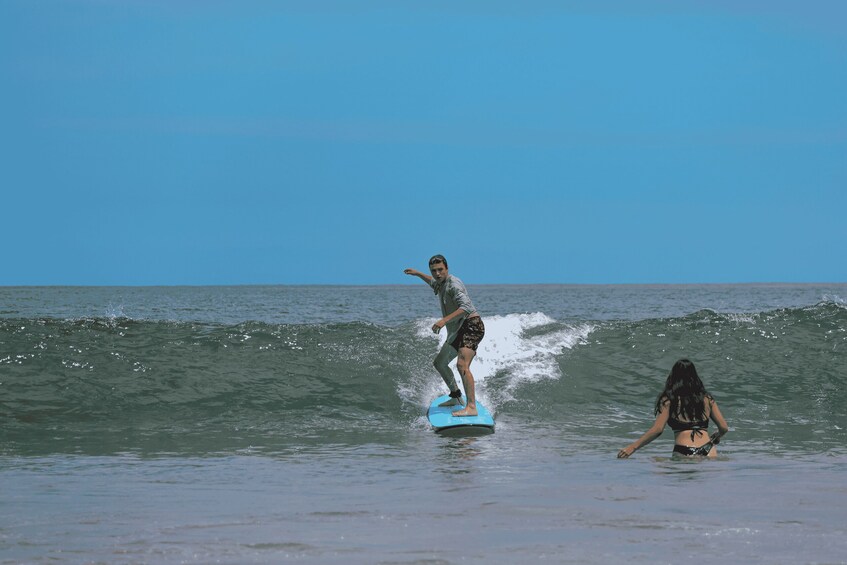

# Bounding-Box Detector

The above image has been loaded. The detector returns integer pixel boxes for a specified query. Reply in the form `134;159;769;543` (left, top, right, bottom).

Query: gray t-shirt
429;274;478;341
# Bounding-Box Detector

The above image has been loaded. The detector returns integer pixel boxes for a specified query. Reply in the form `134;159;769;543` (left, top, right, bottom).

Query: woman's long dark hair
654;359;711;420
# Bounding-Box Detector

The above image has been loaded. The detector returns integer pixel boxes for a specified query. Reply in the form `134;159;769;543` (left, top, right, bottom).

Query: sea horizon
3;280;845;289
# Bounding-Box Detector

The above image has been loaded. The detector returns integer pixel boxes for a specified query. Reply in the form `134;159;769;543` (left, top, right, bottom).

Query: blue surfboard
427;394;495;436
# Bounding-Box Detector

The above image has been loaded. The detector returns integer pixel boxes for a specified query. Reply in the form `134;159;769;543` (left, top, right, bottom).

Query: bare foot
439;397;465;407
452;406;478;417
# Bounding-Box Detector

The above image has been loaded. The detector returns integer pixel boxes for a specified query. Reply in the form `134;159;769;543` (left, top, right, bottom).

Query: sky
2;0;846;285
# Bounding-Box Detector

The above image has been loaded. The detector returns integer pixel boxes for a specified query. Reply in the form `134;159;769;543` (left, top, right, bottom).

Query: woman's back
666;396;711;432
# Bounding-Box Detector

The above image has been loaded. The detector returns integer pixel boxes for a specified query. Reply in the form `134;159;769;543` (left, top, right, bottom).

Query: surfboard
427;395;495;436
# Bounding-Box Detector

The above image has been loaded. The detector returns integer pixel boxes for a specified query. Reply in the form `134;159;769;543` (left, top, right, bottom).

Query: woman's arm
618;401;669;458
709;398;729;444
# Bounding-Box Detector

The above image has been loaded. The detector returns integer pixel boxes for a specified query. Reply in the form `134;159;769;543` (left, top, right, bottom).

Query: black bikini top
667;416;710;442
667;416;709;433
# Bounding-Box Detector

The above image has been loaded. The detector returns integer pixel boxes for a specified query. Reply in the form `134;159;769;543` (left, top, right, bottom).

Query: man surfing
404;255;485;417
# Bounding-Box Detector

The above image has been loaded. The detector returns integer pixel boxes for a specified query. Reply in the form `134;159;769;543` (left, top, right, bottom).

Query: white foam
725;312;756;324
105;303;127;320
407;313;593;410
822;294;846;308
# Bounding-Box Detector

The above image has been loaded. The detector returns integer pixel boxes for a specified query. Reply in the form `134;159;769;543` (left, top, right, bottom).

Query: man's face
429;262;448;281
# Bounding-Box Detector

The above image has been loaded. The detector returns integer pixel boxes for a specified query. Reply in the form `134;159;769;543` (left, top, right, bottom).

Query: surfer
404;255;485;417
617;359;729;459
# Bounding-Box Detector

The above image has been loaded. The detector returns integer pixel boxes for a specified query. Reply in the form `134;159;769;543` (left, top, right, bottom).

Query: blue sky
2;1;845;285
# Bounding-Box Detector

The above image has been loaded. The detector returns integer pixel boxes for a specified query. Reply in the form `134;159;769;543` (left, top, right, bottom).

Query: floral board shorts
450;316;485;351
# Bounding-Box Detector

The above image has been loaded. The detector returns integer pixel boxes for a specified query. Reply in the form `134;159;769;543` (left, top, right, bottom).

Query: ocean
2;284;846;564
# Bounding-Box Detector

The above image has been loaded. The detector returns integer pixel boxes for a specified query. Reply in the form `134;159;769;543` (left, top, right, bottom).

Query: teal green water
1;285;846;563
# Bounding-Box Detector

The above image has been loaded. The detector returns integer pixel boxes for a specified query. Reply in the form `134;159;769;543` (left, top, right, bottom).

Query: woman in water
618;359;729;459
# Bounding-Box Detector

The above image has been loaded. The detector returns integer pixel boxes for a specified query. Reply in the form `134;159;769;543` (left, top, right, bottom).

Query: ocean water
2;284;846;564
